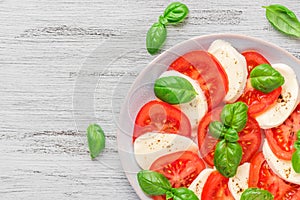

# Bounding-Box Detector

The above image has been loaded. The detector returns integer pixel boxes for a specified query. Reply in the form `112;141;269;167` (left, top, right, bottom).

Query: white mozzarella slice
208;39;248;103
188;168;214;199
134;132;199;169
159;70;208;138
263;139;300;184
228;163;250;200
255;63;299;129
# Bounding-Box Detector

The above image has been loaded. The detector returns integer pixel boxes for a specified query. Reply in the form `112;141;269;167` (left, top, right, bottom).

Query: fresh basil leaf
163;2;189;24
224;128;239;143
292;150;300;173
159;15;168;26
166;191;174;200
209;121;226;139
214;140;242;178
137;170;171;196
87;124;105;159
263;4;300;37
250;64;285;93
221;102;248;132
171;188;199;200
241;188;274;200
154;76;197;104
297;130;300;140
146;22;167;55
294;141;300;150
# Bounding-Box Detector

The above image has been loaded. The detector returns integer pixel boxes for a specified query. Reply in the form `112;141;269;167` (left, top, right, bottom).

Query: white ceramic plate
117;33;300;200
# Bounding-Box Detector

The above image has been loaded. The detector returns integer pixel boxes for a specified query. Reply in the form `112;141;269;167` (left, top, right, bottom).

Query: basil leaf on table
214;140;242;178
220;102;248;132
163;2;189;24
209;121;226;139
146;22;167;55
87;124;105;159
263;4;300;37
146;2;189;55
170;188;199;200
241;188;274;200
250;64;285;93
137;170;172;196
154;76;197;104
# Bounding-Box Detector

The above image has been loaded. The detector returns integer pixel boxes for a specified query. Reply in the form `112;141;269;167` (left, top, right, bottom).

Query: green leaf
166;191;174;200
154;76;197;104
214;140;242;178
209;121;226;139
292;150;300;173
250;64;285;93
146;22;167;55
171;188;199;200
297;130;300;140
163;2;189;24
87;124;105;159
241;188;274;200
137;170;172;196
221;102;248;132
263;4;300;37
224;128;239;143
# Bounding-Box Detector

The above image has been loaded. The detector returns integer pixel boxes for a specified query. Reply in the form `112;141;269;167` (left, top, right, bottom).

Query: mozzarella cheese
134;132;199;169
255;63;299;129
159;70;208;138
263;139;300;185
208;40;248;103
228;163;250;200
188;168;214;199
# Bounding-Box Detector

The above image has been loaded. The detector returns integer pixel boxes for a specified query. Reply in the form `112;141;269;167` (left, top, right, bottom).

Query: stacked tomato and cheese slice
132;39;300;199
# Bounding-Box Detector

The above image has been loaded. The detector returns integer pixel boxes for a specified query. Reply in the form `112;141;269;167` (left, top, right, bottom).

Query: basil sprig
87;124;106;159
146;2;189;55
292;131;300;173
241;188;274;200
154;76;197;104
209;102;248;177
263;4;300;38
137;170;198;200
250;64;285;93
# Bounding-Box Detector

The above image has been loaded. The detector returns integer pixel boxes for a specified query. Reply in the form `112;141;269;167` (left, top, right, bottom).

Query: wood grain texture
0;0;299;199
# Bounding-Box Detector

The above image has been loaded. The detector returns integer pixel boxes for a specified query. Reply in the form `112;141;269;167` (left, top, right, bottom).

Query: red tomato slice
238;51;281;117
198;106;261;166
249;152;300;199
168;50;228;109
265;104;300;160
242;50;270;75
132;100;192;142
201;171;234;200
150;151;205;188
238;83;282;117
150;151;206;200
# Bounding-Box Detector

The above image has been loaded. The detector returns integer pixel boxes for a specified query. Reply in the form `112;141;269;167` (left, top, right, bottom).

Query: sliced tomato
201;171;234;200
198;106;261;166
132;100;192;142
242;50;270;75
249;152;300;199
150;151;205;188
238;83;282;117
238;51;281;117
265;104;300;160
150;151;206;200
168;50;228;109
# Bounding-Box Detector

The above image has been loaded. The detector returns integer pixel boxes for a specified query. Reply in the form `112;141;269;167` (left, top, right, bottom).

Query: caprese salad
133;39;300;200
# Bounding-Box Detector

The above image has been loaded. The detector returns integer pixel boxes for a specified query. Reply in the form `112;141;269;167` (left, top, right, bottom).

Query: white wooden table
1;0;299;199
